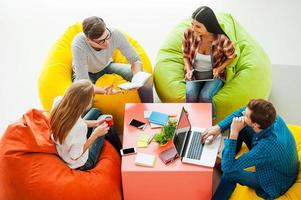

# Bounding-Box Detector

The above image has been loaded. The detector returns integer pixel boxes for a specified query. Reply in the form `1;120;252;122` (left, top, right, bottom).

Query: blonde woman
50;80;121;170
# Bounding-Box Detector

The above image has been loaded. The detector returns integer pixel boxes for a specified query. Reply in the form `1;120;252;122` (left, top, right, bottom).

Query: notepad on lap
118;71;151;90
135;153;156;167
148;111;169;126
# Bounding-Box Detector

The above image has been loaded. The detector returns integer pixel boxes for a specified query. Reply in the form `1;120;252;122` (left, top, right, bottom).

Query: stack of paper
135;153;156;167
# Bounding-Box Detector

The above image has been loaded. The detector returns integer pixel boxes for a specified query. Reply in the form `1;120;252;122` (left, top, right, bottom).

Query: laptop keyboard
187;131;203;160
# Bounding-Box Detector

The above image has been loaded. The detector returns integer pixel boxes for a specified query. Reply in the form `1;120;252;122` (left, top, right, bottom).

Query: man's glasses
93;28;111;45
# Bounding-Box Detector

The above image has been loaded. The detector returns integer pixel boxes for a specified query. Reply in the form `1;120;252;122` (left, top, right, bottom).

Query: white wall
0;0;301;133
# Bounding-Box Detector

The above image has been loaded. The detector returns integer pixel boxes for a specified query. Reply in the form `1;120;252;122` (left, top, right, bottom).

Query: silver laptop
172;107;221;167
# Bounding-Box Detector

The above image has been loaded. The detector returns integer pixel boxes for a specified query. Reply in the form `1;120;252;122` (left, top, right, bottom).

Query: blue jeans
85;62;154;103
186;79;223;117
77;108;122;171
212;127;268;200
212;170;264;200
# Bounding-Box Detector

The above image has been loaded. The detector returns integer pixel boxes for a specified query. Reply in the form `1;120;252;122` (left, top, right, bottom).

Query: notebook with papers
148;111;169;126
118;71;151;90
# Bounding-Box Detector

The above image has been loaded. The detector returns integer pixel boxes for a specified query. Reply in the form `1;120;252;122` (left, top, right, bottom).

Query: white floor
1;0;301;134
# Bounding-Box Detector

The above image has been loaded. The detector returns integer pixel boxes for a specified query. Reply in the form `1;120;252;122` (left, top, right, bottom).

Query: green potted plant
153;132;168;146
153;119;177;146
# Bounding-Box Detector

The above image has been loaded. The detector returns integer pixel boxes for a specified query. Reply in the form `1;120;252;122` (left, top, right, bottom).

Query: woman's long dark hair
192;6;228;38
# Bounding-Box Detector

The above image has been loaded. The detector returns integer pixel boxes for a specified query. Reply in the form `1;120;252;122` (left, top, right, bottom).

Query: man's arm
213;56;235;77
222;117;269;173
115;30;142;75
221;139;269;173
72;45;90;80
217;107;246;132
213;36;236;77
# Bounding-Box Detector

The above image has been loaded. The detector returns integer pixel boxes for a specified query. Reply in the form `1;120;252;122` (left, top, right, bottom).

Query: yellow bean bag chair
230;124;301;200
38;23;152;133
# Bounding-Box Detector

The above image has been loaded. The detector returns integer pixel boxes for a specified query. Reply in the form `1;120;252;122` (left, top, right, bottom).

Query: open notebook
118;71;151;90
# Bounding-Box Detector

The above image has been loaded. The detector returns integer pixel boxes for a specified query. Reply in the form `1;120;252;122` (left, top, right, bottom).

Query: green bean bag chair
154;13;271;123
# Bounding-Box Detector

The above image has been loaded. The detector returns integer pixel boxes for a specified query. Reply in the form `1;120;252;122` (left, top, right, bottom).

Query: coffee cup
104;116;114;127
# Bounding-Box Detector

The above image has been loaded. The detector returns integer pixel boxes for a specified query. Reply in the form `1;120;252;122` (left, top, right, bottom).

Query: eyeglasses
93;28;111;45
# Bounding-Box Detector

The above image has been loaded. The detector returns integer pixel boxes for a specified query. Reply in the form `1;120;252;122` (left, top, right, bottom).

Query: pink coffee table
122;103;213;200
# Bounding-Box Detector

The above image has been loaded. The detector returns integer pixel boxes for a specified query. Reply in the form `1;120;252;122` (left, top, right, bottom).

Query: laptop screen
173;107;191;157
193;70;213;80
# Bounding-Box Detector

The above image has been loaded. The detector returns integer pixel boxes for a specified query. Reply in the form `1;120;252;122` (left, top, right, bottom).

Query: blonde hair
50;80;94;144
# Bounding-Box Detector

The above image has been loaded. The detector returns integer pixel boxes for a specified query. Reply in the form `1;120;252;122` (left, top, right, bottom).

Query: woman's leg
82;108;102;138
199;79;224;118
186;81;203;102
96;114;122;154
78;108;104;171
105;125;122;154
78;136;105;171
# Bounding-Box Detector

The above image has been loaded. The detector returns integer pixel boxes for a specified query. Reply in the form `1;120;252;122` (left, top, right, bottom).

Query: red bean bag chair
0;109;121;200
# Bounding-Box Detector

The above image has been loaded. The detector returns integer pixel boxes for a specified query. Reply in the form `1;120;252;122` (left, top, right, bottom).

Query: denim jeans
212;170;264;200
212;126;268;200
83;62;154;103
186;79;223;117
77;108;122;171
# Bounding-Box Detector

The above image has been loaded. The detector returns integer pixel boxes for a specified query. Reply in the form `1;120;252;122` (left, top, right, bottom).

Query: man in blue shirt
202;99;299;200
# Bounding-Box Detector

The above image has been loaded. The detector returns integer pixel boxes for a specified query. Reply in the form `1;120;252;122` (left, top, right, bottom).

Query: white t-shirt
51;96;89;169
193;53;212;72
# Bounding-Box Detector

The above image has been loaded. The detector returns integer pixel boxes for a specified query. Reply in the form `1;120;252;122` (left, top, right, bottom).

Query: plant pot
159;141;168;147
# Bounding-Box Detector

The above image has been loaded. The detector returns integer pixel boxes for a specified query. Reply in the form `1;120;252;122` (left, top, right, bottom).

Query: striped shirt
182;28;235;79
218;108;299;199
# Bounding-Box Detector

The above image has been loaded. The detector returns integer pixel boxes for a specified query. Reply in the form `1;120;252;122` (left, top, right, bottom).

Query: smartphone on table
128;119;147;130
120;147;137;156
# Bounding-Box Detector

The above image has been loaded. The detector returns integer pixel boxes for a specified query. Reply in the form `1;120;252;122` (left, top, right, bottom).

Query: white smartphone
128;119;147;130
120;147;137;156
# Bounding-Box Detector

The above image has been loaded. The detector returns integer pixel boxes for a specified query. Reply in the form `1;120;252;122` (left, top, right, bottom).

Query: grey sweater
72;28;141;80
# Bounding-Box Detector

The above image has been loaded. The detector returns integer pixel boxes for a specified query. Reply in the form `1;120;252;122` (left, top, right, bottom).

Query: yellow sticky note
138;133;150;142
137;141;148;148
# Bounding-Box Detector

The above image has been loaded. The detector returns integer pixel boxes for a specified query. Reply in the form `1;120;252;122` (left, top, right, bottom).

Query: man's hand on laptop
201;125;222;144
